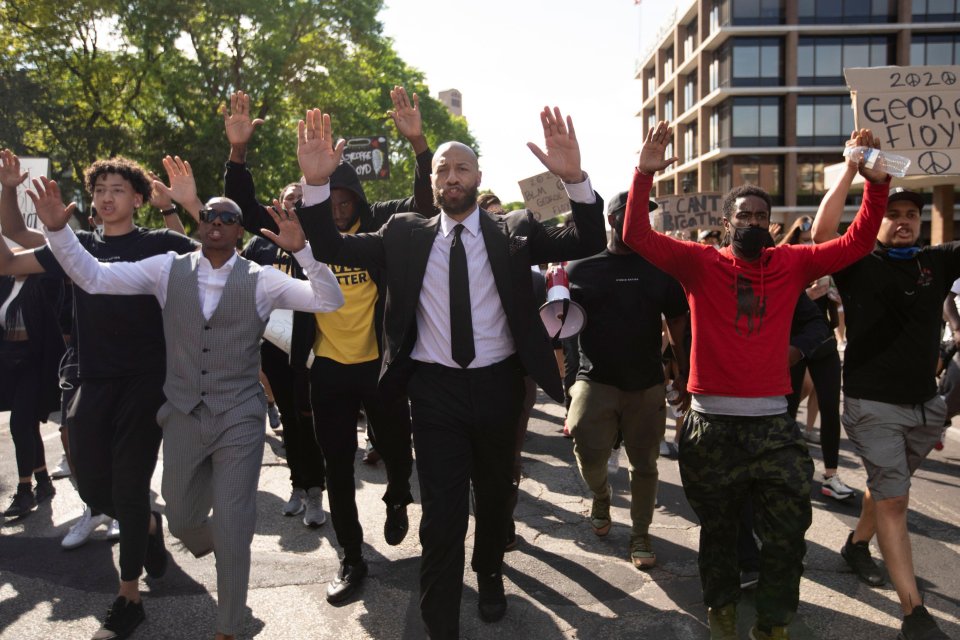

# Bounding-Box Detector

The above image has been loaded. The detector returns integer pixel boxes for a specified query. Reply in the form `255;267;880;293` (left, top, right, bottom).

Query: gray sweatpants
158;394;266;635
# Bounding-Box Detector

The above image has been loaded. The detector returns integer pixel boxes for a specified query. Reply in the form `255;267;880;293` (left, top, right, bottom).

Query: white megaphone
539;263;587;340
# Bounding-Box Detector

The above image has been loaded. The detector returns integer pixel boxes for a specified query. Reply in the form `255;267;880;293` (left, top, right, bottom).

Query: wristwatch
160;205;178;216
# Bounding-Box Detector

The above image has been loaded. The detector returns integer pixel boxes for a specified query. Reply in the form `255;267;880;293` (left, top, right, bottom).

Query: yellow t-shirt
313;220;379;364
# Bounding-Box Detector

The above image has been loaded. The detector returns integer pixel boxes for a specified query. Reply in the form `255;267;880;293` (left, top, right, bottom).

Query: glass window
730;97;781;146
728;38;782;87
799;0;894;23
710;109;721;150
796;95;855;145
734;45;760;79
664;96;675;122
731;0;784;25
798;36;891;85
684;74;697;112
716;156;784;204
911;34;960;65
684;124;698;161
815;42;842;78
913;0;960;21
913;0;960;22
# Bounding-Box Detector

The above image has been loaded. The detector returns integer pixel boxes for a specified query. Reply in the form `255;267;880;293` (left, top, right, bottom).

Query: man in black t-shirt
565;190;688;570
813;173;957;640
0;157;197;640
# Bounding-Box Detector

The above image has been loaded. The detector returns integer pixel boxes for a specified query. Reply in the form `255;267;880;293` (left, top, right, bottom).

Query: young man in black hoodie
214;87;435;603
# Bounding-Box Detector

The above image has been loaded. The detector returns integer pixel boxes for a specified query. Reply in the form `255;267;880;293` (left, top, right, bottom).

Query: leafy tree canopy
0;0;474;228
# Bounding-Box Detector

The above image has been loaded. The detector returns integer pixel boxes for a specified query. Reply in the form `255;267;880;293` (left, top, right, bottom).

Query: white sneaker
106;519;121;540
303;487;326;528
50;454;72;479
62;507;110;549
607;448;620;473
282;487;306;516
822;474;855;500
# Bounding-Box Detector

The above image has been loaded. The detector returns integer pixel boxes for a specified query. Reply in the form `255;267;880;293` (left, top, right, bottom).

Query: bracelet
160;205;178;216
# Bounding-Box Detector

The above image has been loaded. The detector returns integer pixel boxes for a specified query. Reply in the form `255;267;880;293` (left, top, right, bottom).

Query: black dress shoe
384;504;408;546
143;511;168;579
477;572;506;623
326;558;368;604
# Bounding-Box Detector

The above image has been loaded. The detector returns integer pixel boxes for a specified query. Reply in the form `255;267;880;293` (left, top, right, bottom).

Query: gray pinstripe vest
162;252;267;415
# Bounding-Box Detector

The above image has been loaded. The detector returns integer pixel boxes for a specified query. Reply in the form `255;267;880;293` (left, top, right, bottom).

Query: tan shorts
841;395;945;500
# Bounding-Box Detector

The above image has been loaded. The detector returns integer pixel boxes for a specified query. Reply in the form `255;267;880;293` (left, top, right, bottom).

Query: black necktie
450;224;475;368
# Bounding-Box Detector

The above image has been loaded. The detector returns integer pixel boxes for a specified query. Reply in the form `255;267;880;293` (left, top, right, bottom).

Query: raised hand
297;109;345;185
638;121;679;176
527;107;583;183
222;91;265;147
261;199;306;253
154;156;203;212
852;128;888;184
389;86;423;141
26;177;76;231
0;149;29;189
147;170;173;210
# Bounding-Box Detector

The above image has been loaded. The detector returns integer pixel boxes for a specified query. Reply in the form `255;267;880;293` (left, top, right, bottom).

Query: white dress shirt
44;226;344;320
301;175;596;368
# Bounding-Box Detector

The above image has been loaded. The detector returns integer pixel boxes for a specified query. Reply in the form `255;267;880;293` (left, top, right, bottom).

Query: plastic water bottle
843;146;911;178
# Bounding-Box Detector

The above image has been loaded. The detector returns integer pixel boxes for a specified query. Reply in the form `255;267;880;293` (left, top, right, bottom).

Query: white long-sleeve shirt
44;226;344;320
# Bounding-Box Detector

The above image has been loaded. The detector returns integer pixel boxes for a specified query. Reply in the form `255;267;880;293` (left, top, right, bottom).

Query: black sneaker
326;557;368;604
740;570;760;590
3;487;36;518
35;479;56;503
143;511;168;579
841;531;885;586
899;605;950;640
91;596;145;639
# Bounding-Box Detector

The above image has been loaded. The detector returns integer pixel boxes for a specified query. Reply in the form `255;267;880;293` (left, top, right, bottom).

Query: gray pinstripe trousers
158;394;266;635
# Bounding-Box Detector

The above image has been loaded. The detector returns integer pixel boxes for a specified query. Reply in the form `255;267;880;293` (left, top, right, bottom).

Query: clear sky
379;0;685;205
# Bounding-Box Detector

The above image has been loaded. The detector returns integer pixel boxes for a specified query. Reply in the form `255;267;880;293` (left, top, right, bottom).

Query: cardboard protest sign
846;65;960;176
0;157;50;229
518;171;570;221
342;137;389;180
650;192;723;232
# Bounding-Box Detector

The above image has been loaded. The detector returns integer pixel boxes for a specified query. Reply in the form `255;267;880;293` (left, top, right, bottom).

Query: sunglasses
800;221;812;231
198;208;242;225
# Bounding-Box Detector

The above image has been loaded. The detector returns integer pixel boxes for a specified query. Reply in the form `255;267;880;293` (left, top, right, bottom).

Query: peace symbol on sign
944;71;957;85
918;151;953;175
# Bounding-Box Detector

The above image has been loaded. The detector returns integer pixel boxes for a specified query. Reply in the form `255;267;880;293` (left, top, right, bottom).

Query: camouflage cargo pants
679;410;813;629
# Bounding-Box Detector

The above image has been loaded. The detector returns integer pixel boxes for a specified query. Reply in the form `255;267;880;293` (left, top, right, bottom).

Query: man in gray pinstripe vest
31;179;344;640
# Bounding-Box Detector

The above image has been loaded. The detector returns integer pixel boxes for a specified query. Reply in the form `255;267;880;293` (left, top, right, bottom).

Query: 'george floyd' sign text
846;65;960;176
342;136;389;180
650;192;723;232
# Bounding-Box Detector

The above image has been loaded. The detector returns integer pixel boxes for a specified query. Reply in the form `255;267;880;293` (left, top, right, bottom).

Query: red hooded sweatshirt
622;170;889;398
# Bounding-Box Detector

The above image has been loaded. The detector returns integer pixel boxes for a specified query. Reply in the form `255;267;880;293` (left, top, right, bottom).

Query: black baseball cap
607;190;658;216
888;188;924;211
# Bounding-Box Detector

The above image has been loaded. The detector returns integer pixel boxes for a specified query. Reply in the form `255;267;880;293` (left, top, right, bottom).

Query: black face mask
731;225;774;260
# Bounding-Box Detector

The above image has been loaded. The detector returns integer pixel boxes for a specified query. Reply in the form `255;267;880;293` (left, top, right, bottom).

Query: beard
434;183;479;216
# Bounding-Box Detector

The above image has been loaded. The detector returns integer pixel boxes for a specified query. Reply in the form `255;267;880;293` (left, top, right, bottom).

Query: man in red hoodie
622;122;890;640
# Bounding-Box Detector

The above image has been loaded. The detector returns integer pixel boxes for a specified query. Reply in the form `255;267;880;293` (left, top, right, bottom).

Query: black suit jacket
298;194;606;402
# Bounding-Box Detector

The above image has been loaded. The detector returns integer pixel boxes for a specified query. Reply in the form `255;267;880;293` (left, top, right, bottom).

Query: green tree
0;0;475;226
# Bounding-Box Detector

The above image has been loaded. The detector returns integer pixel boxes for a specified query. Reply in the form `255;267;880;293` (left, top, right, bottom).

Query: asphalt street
1;395;958;639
